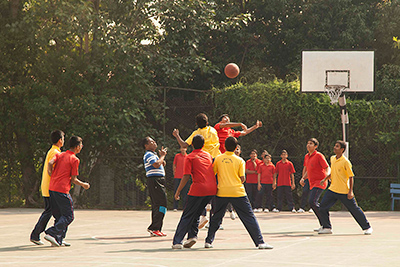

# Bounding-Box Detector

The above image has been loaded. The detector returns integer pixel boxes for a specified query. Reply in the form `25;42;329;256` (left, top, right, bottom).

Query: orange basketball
224;63;240;79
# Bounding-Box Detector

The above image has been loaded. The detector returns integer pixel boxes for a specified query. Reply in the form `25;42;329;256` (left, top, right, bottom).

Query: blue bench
390;183;400;211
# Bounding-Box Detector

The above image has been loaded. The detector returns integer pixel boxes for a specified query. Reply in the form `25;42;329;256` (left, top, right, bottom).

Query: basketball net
324;85;346;105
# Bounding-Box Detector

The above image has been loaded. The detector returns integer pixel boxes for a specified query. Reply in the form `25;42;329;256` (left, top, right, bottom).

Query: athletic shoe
206;204;212;211
297;208;305;213
30;239;44;245
172;244;183;249
258;243;274;249
44;234;60;247
198;216;209;229
183;237;197;248
219;225;224;230
254;208;262;213
204;243;213;248
158;231;167;236
272;208;279;213
230;211;236;220
264;209;269;213
291;208;297;213
309;208;314;213
148;229;163;237
364;227;373;235
173;209;178;212
318;228;332;234
62;240;71;246
314;226;322;232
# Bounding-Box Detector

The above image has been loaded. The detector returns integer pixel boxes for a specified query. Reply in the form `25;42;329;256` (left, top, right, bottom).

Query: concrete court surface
0;208;399;267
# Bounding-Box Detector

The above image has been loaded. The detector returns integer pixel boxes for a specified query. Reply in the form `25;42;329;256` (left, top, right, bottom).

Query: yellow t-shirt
185;126;221;158
41;145;61;197
328;155;355;194
213;151;246;197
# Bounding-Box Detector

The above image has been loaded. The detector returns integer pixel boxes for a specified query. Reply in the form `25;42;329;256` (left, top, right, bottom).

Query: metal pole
338;95;349;158
163;87;166;144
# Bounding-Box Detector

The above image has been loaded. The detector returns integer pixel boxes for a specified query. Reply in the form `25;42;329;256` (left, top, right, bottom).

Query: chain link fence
83;88;399;211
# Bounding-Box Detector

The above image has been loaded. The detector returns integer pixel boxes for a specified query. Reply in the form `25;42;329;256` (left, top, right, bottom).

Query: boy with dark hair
245;149;262;210
255;153;275;213
299;138;329;231
30;130;65;245
172;135;217;249
172;147;189;211
172;113;220;158
318;141;373;235
214;114;262;153
44;136;90;247
205;137;273;249
142;136;168;237
273;150;296;213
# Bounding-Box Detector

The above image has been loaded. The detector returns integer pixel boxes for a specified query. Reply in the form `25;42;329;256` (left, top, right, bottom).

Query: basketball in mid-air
224;63;240;79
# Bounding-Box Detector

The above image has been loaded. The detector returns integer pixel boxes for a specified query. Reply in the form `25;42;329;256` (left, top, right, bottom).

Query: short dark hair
250;149;258;154
218;114;229;123
196;113;208;129
336;140;347;152
264;153;271;158
308;138;319;147
225;137;238;152
142;136;151;149
50;130;64;144
281;150;288;155
69;136;82;148
192;134;205;149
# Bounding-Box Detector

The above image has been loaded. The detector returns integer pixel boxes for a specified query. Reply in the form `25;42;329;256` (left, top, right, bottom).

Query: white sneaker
44;234;60;247
264;209;269;213
230;211;236;220
172;244;183;249
297;208;305;213
272;208;279;213
173;209;178;212
364;227;373;235
309;208;314;213
183;237;197;248
204;243;213;248
314;226;322;232
198;216;209;229
318;228;332;234
291;208;297;213
254;208;262;213
219;225;224;230
258;243;274;249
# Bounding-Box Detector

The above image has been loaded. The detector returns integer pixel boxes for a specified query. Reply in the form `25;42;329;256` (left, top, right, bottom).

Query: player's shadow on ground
87;236;172;245
264;231;363;238
106;247;257;253
0;245;65;252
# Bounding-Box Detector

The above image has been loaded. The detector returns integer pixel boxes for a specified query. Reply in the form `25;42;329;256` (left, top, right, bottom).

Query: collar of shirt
225;151;234;155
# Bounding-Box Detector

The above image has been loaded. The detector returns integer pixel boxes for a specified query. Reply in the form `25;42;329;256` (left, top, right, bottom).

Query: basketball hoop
324;85;346;105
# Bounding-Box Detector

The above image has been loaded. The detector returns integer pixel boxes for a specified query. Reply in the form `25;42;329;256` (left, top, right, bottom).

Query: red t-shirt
257;162;275;184
173;153;186;179
245;158;262;184
274;160;295;186
49;150;80;194
304;151;329;189
184;149;217;196
214;122;241;154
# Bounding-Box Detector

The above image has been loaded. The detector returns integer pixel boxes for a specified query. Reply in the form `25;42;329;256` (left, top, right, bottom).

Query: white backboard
301;51;374;93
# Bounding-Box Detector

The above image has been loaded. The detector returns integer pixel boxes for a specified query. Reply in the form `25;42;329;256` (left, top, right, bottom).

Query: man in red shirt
172;135;217;249
255;153;276;213
44;136;90;247
273;150;296;212
245;149;263;209
173;147;189;211
214;114;262;154
300;138;329;231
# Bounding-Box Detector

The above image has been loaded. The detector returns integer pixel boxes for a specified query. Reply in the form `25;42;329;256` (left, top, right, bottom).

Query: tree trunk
10;0;20;19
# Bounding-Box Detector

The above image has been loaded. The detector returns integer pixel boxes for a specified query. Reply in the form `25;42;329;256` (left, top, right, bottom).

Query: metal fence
82;88;399;211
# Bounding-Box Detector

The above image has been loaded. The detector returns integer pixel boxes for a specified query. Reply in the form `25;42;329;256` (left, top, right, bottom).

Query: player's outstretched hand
172;129;179;137
240;123;247;131
159;146;168;157
82;183;90;190
256;120;263;128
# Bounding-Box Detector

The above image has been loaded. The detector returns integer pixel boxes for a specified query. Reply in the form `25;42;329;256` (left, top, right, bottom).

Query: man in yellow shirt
204;137;273;249
318;140;373;235
30;130;65;245
172;113;220;158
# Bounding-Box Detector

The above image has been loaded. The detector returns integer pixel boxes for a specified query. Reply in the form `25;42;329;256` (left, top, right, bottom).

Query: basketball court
1;209;399;266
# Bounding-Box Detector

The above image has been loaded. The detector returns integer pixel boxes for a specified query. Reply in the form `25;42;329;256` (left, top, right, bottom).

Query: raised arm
239;120;262;137
152;146;167;168
172;129;189;149
220;122;247;131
